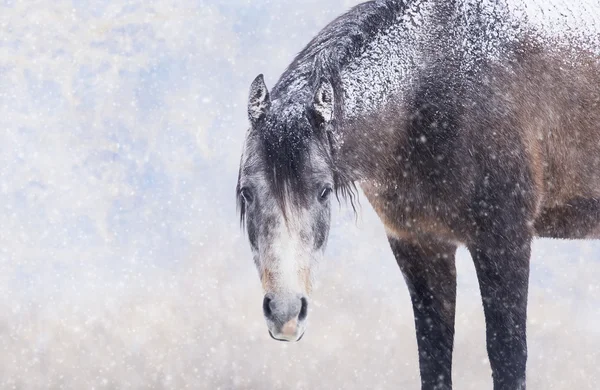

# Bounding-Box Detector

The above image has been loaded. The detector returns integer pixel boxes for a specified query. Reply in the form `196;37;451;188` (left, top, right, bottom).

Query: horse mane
272;0;409;100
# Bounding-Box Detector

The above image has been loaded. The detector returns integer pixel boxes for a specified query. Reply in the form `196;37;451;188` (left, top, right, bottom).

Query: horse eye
240;187;253;204
319;186;333;202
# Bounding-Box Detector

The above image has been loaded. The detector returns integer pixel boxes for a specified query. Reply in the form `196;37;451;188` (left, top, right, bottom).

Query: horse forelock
259;107;324;220
237;103;357;228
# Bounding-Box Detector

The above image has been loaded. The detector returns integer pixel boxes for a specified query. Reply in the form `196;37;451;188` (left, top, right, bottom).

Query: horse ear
312;78;334;125
248;74;270;125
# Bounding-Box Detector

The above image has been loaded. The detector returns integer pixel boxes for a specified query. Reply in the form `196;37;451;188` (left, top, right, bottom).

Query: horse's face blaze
237;75;337;341
239;151;332;293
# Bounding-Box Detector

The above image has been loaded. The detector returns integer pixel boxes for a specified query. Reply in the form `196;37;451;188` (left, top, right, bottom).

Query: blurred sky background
0;0;598;388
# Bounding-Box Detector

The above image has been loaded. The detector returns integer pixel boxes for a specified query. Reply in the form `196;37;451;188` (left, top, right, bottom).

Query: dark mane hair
272;0;409;99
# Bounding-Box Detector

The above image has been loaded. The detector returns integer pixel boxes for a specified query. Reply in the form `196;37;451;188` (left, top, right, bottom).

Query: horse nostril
263;295;273;319
298;296;308;321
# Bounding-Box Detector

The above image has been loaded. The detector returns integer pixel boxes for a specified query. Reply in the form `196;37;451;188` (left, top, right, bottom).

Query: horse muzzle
263;293;308;342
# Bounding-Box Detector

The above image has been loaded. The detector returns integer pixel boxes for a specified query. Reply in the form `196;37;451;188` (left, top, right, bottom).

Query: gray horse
236;0;600;388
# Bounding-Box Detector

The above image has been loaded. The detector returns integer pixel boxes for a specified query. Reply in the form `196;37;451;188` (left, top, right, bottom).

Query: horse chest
361;181;463;243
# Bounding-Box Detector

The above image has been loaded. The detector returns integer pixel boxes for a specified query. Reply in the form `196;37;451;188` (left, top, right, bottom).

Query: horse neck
334;108;409;185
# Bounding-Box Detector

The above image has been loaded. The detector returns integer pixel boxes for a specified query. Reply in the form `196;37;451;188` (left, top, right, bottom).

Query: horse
235;0;600;388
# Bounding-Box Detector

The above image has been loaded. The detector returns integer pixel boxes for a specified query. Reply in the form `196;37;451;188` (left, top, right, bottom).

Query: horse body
361;45;600;243
238;0;600;388
331;0;600;243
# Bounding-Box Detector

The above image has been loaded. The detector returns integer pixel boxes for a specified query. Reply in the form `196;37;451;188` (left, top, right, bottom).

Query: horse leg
468;228;531;390
388;236;457;390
